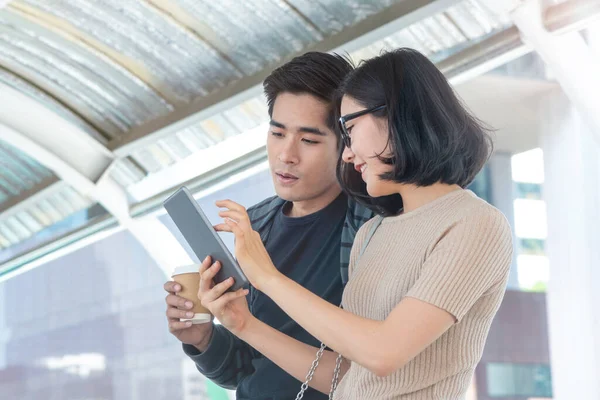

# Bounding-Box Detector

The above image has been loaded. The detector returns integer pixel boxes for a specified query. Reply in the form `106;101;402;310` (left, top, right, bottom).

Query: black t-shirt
240;193;348;400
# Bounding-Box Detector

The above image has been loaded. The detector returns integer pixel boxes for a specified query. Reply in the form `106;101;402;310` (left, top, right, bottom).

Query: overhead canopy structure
0;0;598;276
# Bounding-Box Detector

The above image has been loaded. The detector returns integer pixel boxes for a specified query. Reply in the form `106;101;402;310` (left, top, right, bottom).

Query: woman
200;48;513;399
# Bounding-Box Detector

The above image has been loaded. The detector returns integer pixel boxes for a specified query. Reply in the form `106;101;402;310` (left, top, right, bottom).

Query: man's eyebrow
270;120;328;136
298;126;327;136
269;120;285;129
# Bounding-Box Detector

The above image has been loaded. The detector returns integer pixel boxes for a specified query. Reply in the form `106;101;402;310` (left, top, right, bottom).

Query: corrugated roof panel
106;0;513;199
223;97;269;131
15;0;243;103
200;115;238;142
176;126;215;153
0;183;94;250
130;144;177;174
157;135;194;162
350;0;511;62
0;223;19;245
27;203;54;226
14;210;42;232
0;66;104;142
0;141;55;207
111;95;270;189
107;157;147;189
153;0;323;75
0;9;173;139
286;0;398;36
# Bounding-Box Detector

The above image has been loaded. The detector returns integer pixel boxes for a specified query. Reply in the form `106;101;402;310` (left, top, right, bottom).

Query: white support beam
127;217;194;278
0;83;114;184
440;26;532;86
1;122;102;196
540;95;600;400
477;1;600;398
479;0;600;143
513;1;600;143
585;23;600;62
0;81;194;275
545;0;600;35
0;81;133;221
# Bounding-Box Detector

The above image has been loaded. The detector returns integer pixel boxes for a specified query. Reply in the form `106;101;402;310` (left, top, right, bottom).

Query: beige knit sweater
334;190;513;400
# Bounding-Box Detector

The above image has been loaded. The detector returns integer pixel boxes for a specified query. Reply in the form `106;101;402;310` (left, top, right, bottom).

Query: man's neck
286;187;343;218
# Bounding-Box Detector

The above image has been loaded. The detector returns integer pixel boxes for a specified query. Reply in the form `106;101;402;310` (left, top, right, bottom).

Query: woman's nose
342;145;354;164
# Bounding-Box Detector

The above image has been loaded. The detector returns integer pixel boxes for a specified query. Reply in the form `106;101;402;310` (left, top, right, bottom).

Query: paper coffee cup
171;265;212;324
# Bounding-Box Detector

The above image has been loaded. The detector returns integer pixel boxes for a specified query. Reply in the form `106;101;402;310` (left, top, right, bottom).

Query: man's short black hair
263;52;354;133
335;48;494;216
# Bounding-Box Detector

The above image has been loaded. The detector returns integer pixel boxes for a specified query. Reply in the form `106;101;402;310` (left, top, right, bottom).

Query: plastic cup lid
181;313;212;324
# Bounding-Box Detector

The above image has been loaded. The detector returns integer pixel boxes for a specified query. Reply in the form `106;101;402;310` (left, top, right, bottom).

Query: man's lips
276;172;298;179
275;172;299;185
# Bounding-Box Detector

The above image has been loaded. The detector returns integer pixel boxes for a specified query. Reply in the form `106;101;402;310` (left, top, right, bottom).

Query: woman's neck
397;183;462;213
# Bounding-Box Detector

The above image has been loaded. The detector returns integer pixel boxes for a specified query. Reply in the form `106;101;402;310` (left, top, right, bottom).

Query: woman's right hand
198;256;253;335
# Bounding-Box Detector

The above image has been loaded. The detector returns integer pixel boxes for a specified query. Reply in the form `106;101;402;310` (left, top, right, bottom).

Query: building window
511;148;549;292
486;362;553;398
468;165;491;204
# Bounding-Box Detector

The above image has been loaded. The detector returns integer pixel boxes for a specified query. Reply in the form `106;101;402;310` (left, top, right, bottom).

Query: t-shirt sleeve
406;209;513;322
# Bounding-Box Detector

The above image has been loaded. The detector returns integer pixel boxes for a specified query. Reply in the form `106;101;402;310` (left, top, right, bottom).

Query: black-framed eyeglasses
338;104;386;148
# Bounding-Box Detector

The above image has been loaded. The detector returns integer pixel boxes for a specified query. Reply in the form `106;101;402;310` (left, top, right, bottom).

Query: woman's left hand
214;200;280;291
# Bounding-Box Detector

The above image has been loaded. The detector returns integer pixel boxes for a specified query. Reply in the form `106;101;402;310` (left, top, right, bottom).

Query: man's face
267;92;340;203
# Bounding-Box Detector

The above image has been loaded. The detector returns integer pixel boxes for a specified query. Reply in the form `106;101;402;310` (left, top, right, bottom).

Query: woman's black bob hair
335;48;493;216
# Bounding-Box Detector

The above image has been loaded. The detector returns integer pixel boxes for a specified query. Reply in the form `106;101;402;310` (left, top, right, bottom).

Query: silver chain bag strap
294;342;344;400
295;216;383;399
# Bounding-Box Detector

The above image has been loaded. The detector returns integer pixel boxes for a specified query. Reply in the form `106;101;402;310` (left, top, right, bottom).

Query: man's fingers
166;307;196;320
166;293;194;309
164;280;181;294
169;320;193;332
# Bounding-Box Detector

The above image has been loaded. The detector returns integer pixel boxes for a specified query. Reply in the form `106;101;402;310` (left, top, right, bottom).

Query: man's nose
278;140;299;164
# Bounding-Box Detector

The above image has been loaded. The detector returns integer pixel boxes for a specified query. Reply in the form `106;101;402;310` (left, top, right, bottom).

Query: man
164;52;374;400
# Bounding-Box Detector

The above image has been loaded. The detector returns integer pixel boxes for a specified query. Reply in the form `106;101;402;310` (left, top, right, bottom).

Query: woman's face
340;96;398;197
